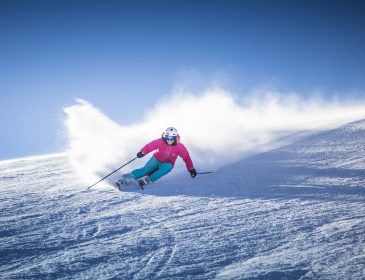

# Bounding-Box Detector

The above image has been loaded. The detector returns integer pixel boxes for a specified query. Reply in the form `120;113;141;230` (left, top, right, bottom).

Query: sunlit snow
1;120;365;279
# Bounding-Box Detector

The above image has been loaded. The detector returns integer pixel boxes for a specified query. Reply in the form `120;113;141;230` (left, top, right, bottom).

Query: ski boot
114;177;132;191
137;176;151;190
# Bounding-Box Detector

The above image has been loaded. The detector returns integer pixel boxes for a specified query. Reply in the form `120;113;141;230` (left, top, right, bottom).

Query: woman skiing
115;127;197;189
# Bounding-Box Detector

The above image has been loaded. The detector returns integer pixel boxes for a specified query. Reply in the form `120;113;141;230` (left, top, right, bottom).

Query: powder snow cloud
63;87;365;184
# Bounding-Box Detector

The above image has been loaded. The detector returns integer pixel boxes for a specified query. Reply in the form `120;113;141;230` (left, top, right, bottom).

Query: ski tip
113;183;121;191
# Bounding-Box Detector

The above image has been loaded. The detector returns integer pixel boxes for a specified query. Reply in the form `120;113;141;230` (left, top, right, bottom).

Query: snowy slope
1;120;365;279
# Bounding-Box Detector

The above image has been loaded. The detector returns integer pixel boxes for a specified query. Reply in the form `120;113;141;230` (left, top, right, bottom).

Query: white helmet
162;127;178;140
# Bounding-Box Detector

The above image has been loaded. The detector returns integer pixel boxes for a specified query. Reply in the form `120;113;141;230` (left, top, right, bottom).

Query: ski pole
86;157;137;190
197;171;214;175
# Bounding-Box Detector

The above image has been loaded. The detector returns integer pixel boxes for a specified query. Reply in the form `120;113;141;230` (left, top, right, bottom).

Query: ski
113;178;145;191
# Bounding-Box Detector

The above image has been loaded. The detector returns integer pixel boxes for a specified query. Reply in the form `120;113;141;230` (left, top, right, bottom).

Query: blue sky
1;0;365;160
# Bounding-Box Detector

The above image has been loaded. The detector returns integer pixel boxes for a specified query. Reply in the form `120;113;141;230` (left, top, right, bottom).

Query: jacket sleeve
140;139;160;155
179;144;194;171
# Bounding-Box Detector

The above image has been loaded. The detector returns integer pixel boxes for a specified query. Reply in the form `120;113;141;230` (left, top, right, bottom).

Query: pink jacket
140;137;194;170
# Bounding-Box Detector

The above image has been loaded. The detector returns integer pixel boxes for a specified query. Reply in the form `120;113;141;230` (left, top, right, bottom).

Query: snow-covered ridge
1;120;364;279
0;153;66;166
146;119;365;198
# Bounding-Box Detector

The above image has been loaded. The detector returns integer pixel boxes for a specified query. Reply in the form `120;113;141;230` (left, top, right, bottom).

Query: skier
115;127;197;189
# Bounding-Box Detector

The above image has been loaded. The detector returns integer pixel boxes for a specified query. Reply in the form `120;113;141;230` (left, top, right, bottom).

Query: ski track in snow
1;121;365;279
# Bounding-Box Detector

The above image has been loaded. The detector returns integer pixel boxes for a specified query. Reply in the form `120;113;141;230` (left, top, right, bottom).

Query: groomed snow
1;120;365;279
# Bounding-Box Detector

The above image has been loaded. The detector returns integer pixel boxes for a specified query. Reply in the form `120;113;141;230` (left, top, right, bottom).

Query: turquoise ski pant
125;157;173;182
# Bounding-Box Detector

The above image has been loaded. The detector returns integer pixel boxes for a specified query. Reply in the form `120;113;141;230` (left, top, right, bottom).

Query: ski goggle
165;135;177;141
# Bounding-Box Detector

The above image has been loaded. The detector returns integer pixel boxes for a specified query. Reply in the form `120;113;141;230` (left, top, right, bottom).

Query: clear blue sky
1;0;364;160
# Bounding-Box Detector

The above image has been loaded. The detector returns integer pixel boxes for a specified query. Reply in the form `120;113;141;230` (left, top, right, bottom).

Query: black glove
137;152;145;158
189;169;197;178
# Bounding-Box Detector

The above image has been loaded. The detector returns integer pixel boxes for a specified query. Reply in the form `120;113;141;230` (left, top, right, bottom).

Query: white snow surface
1;120;365;279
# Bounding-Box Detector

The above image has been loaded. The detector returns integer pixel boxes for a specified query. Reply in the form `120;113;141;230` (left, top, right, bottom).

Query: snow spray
63;89;365;184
